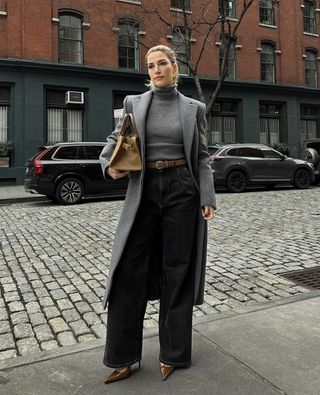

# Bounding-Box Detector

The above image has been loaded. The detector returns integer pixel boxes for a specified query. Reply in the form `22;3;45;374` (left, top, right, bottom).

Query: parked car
301;138;320;184
207;145;221;156
211;143;315;192
24;142;128;204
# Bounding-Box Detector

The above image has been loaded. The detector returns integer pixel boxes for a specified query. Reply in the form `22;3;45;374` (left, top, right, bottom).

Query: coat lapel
178;92;198;165
131;90;153;154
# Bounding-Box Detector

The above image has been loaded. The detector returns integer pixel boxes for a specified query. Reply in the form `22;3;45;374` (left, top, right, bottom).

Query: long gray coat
100;90;216;308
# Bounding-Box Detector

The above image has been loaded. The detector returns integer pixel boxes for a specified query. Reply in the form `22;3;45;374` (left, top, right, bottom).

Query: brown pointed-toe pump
104;367;131;384
160;363;175;381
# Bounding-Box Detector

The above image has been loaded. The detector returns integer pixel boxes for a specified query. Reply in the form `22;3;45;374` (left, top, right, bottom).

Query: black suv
211;143;315;192
24;142;128;204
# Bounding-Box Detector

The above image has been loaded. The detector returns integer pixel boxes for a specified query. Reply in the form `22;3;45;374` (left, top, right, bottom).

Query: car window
53;146;78;160
262;149;283;159
76;146;87;160
226;148;238;156
237;147;263;158
208;146;219;155
85;146;104;160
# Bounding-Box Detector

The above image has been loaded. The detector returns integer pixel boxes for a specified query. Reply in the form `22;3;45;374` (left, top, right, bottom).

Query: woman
100;45;216;384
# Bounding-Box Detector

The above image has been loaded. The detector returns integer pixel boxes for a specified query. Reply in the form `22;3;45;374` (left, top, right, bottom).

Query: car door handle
80;164;87;168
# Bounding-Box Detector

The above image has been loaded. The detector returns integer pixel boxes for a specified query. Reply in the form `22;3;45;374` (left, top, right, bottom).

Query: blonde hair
145;45;179;87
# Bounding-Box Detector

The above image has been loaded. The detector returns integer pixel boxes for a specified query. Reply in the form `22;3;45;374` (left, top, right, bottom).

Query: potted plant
0;141;13;167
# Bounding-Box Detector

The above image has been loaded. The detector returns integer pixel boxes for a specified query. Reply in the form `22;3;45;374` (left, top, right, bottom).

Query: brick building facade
1;0;320;184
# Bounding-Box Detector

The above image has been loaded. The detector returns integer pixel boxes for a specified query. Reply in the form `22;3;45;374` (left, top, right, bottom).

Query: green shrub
0;141;13;157
270;143;289;156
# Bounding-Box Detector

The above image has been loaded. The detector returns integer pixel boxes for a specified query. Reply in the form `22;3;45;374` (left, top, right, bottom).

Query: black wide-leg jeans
103;165;199;368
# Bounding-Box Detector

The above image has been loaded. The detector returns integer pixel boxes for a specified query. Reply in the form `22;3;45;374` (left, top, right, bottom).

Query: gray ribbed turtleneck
145;85;184;161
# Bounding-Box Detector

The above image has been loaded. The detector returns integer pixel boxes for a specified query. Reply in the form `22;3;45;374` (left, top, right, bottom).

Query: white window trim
259;23;277;29
117;0;141;4
303;32;319;37
170;7;192;14
0;10;7;16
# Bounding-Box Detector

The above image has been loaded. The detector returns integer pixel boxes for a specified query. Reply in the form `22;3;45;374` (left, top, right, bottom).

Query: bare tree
141;0;254;119
94;0;253;128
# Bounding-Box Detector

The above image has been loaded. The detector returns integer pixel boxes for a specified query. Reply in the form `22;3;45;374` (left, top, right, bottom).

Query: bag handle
119;113;138;137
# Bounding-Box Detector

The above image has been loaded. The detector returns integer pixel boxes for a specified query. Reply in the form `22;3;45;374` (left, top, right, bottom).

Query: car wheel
226;171;247;193
293;168;311;189
56;178;84;204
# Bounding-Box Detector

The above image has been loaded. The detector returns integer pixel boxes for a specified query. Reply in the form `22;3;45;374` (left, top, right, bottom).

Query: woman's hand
107;167;129;180
202;205;215;220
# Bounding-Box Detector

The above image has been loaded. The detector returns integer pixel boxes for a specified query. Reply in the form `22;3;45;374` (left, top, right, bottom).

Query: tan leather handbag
109;113;142;171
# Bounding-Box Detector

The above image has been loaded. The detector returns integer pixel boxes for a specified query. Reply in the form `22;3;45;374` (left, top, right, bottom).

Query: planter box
0;157;10;167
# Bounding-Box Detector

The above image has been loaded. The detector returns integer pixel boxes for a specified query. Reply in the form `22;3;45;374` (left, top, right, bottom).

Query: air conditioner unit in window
65;91;84;104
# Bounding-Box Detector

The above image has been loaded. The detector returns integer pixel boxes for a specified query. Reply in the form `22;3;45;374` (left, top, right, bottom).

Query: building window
172;27;189;75
59;13;83;64
259;103;281;145
259;0;275;25
220;41;236;80
303;0;316;34
208;101;237;144
118;20;140;70
0;87;10;143
113;91;140;127
261;43;275;82
305;50;318;87
226;0;236;18
300;105;318;144
46;90;83;144
171;0;191;11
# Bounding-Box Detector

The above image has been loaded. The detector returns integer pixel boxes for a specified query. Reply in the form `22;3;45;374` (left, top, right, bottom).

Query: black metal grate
281;267;320;290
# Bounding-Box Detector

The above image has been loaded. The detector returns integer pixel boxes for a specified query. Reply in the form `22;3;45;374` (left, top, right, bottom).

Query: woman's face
147;51;177;88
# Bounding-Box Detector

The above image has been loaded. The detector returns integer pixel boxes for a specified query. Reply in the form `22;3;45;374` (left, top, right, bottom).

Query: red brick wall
1;0;320;86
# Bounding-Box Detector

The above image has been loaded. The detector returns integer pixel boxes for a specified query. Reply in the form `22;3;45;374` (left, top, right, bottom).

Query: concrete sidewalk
1;292;319;395
0;185;46;203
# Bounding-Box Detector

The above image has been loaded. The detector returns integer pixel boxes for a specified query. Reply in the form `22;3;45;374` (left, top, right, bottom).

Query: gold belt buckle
155;161;163;169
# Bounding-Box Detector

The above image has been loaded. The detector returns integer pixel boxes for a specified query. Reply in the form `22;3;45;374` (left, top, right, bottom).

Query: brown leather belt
146;159;187;170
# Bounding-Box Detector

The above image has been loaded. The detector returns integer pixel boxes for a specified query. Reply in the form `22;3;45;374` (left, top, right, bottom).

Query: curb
0;196;49;205
1;290;320;372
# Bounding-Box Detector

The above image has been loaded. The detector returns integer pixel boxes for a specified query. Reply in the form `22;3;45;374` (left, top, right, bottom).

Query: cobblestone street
0;187;320;362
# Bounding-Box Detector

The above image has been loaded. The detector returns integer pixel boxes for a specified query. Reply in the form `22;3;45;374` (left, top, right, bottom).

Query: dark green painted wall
1;61;320;184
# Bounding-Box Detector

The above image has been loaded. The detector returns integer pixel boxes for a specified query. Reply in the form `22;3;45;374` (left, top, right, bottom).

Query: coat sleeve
197;102;217;209
99;97;129;178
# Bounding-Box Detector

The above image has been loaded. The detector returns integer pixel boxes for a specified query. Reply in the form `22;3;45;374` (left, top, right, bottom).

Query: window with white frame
226;0;236;18
259;102;281;145
118;20;140;70
300;104;318;144
305;50;318;87
259;0;275;25
172;27;189;75
0;87;10;143
208;101;237;144
46;90;83;144
303;0;316;34
219;40;236;80
59;13;83;64
261;43;276;82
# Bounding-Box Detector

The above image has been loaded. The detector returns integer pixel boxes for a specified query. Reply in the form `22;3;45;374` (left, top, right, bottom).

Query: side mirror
280;154;286;161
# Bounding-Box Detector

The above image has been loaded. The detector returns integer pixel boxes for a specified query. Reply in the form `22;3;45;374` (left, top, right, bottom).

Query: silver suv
211;143;315;193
